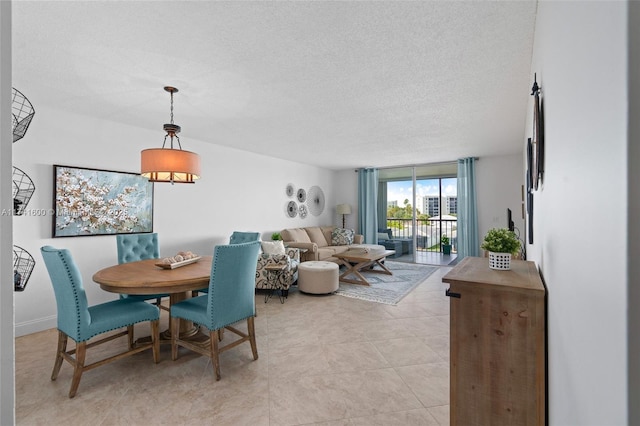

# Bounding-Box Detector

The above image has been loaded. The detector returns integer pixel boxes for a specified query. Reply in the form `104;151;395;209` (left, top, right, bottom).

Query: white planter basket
488;252;511;270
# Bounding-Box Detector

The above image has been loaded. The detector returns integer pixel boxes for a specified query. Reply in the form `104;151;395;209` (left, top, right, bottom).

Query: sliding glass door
378;164;457;265
378;167;415;260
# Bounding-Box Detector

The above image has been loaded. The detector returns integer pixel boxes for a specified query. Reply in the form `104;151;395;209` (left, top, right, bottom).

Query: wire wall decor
14;245;35;292
12;87;35;143
13;167;35;216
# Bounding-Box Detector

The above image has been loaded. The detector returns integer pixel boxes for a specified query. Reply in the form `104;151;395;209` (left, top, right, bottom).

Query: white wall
476;154;525;249
333;169;359;230
13;105;336;336
528;2;628;424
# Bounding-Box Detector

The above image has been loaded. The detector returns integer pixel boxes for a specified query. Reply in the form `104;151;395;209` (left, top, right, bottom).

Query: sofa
255;245;300;297
281;226;364;262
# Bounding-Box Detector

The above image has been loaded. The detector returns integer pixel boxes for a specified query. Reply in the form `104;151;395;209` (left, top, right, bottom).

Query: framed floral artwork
52;165;154;237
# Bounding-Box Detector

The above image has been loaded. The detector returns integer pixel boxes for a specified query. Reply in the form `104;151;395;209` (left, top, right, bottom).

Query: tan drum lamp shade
141;86;201;184
336;203;352;228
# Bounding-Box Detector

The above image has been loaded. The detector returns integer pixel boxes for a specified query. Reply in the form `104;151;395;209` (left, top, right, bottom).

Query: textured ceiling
12;1;537;171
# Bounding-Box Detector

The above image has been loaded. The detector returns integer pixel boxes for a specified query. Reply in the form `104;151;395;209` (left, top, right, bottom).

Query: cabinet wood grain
443;256;546;426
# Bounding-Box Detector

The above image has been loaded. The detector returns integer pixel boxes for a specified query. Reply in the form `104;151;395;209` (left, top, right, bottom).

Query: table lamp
336;204;352;228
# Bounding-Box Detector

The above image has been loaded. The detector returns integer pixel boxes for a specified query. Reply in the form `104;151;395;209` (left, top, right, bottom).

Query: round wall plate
307;186;325;216
285;183;295;198
299;204;308;218
286;201;298;218
297;188;306;203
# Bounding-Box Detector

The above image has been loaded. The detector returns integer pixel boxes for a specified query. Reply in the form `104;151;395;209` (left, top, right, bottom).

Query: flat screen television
507;208;515;232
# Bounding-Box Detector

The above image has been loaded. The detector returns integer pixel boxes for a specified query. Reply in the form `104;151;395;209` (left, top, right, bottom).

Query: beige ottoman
298;261;339;294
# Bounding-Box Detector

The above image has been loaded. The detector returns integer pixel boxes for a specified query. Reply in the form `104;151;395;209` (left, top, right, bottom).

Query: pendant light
141;86;201;184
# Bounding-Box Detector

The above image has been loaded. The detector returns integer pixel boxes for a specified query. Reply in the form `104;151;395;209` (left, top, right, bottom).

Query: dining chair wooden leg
247;317;258;360
151;319;160;363
51;330;67;381
210;329;221;381
127;325;134;350
171;317;180;361
218;328;224;341
69;341;86;398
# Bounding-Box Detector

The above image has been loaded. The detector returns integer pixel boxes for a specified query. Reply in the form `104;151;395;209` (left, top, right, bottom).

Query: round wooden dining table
92;256;212;342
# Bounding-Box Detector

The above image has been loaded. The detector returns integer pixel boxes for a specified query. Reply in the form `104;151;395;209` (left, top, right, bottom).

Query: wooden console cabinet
442;256;546;426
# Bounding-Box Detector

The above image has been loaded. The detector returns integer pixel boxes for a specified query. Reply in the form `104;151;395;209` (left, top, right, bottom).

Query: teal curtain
377;181;387;231
358;168;379;244
457;158;479;260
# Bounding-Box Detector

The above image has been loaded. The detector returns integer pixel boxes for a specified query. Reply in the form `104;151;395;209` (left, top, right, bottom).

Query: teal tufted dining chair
41;246;160;398
170;241;261;380
229;231;260;244
116;233;169;310
194;231;260;296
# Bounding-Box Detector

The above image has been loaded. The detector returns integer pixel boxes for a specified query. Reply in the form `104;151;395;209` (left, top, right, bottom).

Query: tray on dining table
155;256;201;270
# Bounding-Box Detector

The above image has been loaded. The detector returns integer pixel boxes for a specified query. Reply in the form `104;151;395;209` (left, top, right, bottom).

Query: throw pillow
377;232;390;241
261;240;286;255
331;228;355;245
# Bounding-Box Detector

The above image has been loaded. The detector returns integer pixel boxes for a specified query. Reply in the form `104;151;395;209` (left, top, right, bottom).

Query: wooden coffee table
334;249;395;286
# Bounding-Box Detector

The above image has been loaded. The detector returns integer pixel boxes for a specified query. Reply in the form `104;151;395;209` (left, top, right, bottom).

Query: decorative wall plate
299;204;308;219
285;183;295;198
296;188;306;203
286;201;298;218
307;185;325;216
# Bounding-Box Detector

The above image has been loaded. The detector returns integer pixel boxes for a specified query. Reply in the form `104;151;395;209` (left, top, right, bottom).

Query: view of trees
387;198;430;220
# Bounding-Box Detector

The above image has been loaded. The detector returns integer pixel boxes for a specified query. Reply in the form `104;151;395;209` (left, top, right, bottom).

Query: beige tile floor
15;266;451;426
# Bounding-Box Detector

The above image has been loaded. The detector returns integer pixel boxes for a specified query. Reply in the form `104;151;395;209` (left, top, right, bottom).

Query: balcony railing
385;218;457;253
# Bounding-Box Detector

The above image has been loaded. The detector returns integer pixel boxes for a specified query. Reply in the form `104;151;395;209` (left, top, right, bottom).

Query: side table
264;263;288;304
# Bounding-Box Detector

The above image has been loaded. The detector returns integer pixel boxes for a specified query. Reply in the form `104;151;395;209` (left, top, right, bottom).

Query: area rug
335;261;439;305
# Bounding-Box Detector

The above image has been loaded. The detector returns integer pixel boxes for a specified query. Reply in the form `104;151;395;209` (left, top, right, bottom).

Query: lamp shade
141;148;201;183
336;204;352;215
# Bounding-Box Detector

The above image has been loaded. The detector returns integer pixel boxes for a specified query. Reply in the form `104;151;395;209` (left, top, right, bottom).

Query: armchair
255;246;300;298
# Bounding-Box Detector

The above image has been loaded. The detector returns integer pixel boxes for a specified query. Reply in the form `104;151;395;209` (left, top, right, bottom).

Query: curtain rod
354;158;478;172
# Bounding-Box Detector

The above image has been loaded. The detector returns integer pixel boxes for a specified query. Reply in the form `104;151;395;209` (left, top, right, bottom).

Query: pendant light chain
169;90;174;125
169;89;182;150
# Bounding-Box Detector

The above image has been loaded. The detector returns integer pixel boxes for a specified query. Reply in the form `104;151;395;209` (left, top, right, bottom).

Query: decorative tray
155;256;201;270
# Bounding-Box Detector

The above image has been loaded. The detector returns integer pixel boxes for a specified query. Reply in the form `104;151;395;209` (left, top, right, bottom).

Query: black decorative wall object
12;167;35;215
13;245;35;292
531;74;544;190
526;141;534;245
12;87;35;143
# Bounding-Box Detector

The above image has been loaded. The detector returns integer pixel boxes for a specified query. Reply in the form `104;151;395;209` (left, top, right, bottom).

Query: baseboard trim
15;315;56;337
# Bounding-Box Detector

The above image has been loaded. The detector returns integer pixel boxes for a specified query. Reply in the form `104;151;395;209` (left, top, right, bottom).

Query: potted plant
271;232;282;241
480;228;520;270
441;234;451;255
